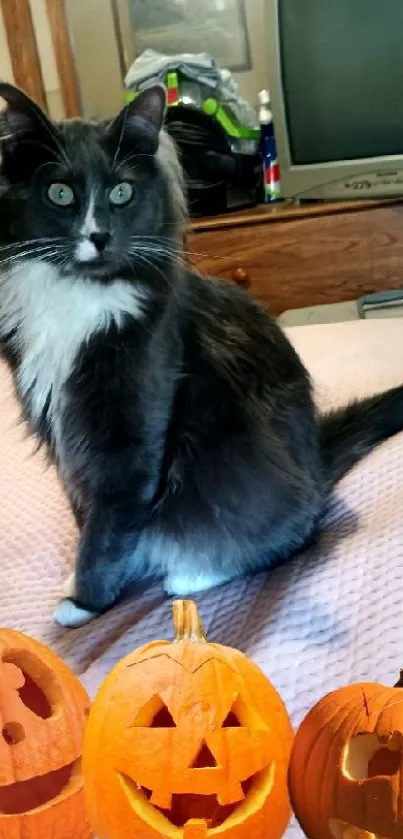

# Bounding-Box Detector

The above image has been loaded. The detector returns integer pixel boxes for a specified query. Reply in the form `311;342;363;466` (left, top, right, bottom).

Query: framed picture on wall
128;0;252;73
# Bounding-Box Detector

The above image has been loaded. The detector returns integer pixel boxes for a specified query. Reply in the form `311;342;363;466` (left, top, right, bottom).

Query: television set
265;0;403;200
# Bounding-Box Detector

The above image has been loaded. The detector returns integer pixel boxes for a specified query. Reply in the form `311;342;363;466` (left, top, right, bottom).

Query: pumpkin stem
173;600;207;643
394;670;403;688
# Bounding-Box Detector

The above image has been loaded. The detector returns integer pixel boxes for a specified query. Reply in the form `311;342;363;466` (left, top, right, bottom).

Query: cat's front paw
54;597;99;628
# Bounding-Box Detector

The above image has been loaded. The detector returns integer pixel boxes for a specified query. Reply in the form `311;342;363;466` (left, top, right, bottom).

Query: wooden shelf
188;199;403;315
190;198;400;232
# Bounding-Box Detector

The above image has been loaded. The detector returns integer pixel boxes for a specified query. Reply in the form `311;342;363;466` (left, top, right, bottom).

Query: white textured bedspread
2;318;403;838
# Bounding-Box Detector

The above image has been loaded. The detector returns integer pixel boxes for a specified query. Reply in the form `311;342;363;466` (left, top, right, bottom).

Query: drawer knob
230;267;250;287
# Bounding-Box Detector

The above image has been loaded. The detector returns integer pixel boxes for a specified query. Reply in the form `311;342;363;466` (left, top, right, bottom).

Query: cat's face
0;84;184;282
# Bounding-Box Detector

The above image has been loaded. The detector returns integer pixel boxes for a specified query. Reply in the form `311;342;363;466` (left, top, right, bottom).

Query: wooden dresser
188;199;403;316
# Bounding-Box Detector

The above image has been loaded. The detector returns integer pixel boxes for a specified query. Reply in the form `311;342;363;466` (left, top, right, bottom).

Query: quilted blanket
2;318;403;838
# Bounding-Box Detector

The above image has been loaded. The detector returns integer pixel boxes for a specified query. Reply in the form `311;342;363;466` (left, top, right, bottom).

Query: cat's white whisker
0;237;62;253
1;246;61;262
0;132;19;142
111;106;129;170
0;249;58;267
133;252;182;305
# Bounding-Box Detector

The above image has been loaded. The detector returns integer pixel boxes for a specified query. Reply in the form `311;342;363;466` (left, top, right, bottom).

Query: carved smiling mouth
121;776;239;828
0;759;82;815
119;763;275;832
329;818;385;839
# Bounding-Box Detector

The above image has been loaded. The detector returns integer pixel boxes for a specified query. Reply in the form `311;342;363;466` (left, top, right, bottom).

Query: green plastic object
123;70;259;142
215;104;258;140
202;97;218;117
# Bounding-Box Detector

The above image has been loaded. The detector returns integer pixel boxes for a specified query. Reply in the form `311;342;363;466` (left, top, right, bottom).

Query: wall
234;0;270;105
65;0;123;119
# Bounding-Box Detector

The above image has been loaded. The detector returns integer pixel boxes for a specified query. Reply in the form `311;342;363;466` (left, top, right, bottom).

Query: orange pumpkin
289;673;403;839
83;600;293;839
0;628;92;839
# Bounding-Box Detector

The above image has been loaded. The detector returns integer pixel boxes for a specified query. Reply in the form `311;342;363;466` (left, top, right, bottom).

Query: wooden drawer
187;202;403;316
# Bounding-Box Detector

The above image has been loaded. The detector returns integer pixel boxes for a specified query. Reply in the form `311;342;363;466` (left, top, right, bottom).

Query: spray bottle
258;89;282;202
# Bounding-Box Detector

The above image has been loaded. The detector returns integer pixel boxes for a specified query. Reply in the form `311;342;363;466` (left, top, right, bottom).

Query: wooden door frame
0;0;47;108
1;0;81;117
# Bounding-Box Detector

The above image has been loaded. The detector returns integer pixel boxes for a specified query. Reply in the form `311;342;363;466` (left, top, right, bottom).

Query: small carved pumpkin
289;673;403;839
0;628;92;839
83;600;293;839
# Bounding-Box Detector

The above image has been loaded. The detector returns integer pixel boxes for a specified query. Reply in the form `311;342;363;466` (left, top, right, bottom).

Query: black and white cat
1;82;403;629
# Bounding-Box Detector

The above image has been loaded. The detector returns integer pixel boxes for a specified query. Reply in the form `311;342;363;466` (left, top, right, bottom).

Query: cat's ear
0;83;56;151
107;84;167;155
127;84;167;131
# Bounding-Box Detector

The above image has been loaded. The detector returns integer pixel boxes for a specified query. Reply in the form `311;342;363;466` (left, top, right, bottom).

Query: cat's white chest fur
0;259;145;428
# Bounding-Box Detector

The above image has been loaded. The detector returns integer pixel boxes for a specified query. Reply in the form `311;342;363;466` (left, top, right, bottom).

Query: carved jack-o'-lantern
0;628;92;839
83;600;293;839
289;674;403;839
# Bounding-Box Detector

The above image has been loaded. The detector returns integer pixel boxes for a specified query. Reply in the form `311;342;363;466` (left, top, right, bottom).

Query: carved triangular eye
151;705;176;728
221;695;266;729
132;695;177;728
222;709;241;728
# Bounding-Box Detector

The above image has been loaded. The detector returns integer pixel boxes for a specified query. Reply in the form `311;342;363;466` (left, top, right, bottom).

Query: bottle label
264;160;282;200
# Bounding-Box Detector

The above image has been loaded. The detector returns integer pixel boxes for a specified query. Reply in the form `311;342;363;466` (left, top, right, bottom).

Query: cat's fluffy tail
319;384;403;485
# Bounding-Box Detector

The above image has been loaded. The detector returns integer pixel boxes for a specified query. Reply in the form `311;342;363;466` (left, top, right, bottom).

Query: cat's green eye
47;183;75;207
109;182;134;206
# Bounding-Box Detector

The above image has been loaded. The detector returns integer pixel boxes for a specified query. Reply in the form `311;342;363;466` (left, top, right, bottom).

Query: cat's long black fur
0;82;403;627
